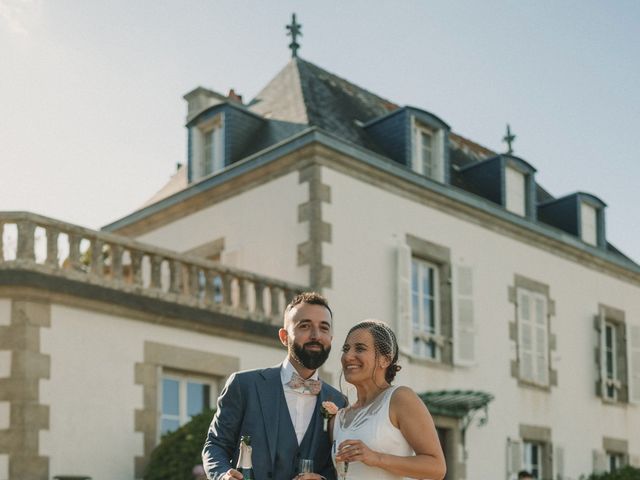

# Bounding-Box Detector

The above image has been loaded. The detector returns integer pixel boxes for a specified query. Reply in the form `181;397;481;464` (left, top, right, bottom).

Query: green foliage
582;466;640;480
144;409;215;480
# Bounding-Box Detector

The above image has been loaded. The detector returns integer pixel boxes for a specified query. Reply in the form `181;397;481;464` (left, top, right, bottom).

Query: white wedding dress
332;386;414;480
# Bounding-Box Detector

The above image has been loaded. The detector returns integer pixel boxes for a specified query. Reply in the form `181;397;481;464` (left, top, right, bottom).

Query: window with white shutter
596;305;630;403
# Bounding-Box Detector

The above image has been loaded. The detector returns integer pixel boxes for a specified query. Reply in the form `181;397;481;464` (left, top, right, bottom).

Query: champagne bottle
236;435;255;480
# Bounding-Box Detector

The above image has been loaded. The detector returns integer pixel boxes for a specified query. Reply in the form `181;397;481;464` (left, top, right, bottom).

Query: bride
331;320;446;480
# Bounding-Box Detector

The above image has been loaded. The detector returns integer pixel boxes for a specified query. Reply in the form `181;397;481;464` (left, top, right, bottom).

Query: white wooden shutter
507;438;522;480
554;445;565;480
517;289;534;382
629;324;640;404
593;450;607;474
453;265;475;366
597;310;607;398
396;241;412;355
533;293;549;385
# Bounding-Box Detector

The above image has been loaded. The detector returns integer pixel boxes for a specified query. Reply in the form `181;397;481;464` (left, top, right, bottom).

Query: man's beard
290;340;331;370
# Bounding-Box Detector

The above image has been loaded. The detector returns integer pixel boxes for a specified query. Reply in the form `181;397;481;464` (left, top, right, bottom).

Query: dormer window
580;201;598;246
413;122;445;182
538;192;606;248
191;113;224;181
505;165;526;216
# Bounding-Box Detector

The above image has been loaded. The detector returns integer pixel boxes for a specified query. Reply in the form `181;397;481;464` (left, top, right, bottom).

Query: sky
1;0;639;263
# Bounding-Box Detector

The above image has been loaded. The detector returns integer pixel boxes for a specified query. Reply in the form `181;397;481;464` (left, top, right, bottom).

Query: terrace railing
0;212;305;324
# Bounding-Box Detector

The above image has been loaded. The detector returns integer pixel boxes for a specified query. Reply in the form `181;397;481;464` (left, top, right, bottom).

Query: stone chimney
227;88;243;104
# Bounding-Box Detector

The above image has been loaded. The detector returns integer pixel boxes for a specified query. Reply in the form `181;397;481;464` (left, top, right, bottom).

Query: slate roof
248;57;399;151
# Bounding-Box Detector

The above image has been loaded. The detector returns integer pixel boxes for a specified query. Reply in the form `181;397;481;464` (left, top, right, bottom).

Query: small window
411;258;441;360
596;308;629;403
200;122;224;176
505;166;526;216
580;202;598;246
160;373;218;436
413;123;444;182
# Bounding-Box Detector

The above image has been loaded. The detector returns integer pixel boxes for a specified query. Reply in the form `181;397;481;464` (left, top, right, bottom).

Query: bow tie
286;371;322;395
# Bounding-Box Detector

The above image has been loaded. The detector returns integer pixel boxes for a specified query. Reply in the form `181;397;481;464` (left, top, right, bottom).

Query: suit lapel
307;381;331;455
256;365;283;467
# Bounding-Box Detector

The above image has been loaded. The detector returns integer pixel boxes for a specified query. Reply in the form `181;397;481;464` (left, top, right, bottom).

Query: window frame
516;288;550;387
596;305;629;403
580;201;599;246
411;257;442;361
159;371;219;437
412;120;444;183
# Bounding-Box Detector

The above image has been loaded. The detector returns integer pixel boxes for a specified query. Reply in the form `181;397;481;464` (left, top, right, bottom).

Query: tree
144;409;215;480
582;466;640;480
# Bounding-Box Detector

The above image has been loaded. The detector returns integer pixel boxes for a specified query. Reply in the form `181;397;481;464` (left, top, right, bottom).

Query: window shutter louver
396;241;412;355
453;265;475;366
554;445;565;480
534;295;549;385
518;289;534;382
507;439;522;480
629;324;640;404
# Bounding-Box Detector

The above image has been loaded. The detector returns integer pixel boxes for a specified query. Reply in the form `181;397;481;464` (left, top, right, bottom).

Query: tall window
596;307;630;403
517;288;549;386
160;373;218;436
412;258;440;360
505;166;526;216
581;202;598;246
523;442;543;479
604;321;618;400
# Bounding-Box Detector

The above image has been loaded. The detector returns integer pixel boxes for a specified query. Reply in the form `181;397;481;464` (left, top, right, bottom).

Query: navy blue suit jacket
202;364;346;480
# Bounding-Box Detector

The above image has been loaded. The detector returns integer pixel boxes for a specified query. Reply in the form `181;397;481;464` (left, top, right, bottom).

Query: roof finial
286;13;302;58
503;124;516;154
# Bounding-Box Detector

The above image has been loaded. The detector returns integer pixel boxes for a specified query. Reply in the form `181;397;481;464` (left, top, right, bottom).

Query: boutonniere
320;401;339;432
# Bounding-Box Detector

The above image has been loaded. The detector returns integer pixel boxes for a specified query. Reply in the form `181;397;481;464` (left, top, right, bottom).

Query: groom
202;292;346;480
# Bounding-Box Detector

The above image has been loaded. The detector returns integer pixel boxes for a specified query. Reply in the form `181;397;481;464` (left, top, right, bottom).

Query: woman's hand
335;439;380;467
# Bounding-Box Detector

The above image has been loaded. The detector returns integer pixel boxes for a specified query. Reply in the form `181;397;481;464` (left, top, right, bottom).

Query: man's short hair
517;471;534;480
284;292;332;324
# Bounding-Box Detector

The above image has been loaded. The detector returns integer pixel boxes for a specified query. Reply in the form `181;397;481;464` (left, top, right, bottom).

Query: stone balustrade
0;212;305;323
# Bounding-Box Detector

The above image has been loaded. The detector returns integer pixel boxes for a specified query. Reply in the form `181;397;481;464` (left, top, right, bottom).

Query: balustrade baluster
16;220;36;261
90;239;104;275
168;259;181;294
238;277;248;310
0;222;4;261
254;281;265;315
270;286;281;319
188;265;199;298
222;273;233;306
46;228;60;267
68;234;82;270
111;244;123;281
131;251;143;286
150;255;162;289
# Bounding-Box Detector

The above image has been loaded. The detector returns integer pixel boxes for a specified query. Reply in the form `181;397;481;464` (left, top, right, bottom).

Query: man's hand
222;468;243;480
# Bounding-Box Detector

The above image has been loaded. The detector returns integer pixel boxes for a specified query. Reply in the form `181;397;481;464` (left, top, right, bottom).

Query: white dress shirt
281;358;319;445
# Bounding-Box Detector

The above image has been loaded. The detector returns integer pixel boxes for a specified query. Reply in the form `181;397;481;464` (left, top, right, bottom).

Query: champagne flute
298;458;314;474
332;440;348;480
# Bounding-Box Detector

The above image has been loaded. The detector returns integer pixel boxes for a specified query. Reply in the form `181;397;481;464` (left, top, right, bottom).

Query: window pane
161;417;180;436
187;382;210;417
580;202;598;245
412;293;419;328
162;378;179;416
